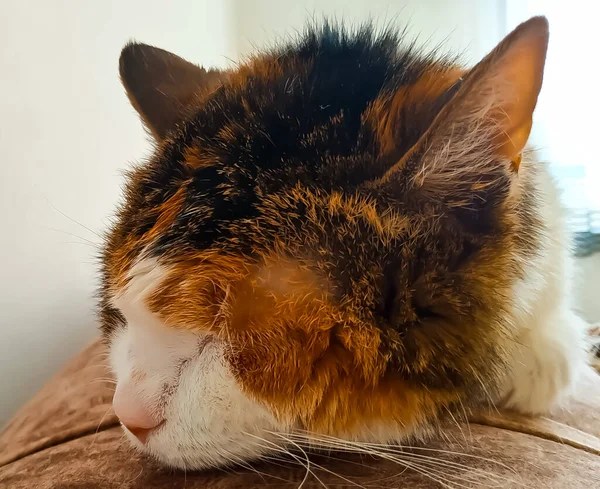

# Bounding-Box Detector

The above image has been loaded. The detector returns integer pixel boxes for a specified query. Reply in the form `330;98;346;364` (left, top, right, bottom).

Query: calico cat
100;16;590;469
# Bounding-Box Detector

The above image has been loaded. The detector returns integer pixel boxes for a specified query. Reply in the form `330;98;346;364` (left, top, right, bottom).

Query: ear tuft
119;42;225;140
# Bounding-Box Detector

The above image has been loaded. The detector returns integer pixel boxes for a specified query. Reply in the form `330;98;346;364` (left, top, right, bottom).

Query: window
506;0;600;254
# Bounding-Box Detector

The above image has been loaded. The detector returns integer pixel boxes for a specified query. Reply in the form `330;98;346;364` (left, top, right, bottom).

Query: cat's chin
125;420;275;471
128;428;272;471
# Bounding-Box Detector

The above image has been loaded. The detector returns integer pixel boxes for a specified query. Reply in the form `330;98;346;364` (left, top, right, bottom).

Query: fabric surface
1;339;599;489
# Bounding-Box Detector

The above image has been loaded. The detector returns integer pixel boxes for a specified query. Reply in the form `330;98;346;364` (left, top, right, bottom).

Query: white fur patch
500;163;589;413
109;257;283;469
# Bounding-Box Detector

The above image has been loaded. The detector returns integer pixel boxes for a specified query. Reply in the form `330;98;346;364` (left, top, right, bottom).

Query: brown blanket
1;340;599;488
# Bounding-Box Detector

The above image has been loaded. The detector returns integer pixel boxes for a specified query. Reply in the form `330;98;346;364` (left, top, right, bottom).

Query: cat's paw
501;312;587;414
502;344;576;414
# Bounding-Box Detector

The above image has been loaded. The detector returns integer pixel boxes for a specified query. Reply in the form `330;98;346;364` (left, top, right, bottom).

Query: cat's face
100;18;548;469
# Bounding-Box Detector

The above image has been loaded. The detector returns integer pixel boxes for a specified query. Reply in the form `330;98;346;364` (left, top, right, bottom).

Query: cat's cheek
146;341;283;469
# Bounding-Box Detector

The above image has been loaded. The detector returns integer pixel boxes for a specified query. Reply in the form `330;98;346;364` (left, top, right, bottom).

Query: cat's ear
119;43;225;140
384;16;548;204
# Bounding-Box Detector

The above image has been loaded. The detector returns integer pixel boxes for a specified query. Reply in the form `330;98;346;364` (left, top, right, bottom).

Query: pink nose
112;382;164;444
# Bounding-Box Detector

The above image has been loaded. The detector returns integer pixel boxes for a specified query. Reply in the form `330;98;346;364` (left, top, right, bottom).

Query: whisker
397;454;508;487
457;399;473;441
356;450;462;489
282;431;518;487
124;464;144;484
211;459;239;476
293;430;515;469
394;453;511;486
262;432;422;487
262;432;412;488
308;439;454;488
42;226;101;248
313;450;416;488
89;405;115;450
89;378;117;385
270;432;323;489
258;454;303;472
469;368;501;415
114;433;130;451
44;197;103;239
243;432;327;489
443;406;469;447
223;449;290;483
60;240;101;249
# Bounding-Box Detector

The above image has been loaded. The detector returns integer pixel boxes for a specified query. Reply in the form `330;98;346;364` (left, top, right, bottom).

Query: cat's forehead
135;46;463;247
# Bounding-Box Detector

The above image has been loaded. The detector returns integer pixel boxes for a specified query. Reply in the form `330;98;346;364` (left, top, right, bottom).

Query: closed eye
414;303;441;319
411;290;443;320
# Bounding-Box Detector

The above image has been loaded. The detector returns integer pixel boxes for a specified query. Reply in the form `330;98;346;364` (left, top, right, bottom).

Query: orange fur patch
184;147;216;169
366;66;465;156
107;184;188;291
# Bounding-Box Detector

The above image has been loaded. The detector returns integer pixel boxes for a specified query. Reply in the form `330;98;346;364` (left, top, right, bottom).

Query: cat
99;16;591;470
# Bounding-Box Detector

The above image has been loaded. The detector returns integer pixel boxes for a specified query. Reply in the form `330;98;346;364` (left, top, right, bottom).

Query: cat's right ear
119;43;225;140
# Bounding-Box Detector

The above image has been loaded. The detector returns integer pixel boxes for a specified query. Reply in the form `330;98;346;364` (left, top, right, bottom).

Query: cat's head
100;17;548;469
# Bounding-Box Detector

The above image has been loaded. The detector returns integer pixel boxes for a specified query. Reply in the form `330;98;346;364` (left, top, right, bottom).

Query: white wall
0;0;235;424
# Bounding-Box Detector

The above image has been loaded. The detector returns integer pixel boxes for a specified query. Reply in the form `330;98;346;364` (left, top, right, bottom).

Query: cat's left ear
383;16;549;203
119;43;225;140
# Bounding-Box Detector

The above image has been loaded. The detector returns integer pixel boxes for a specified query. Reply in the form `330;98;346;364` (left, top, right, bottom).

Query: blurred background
1;0;598;425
